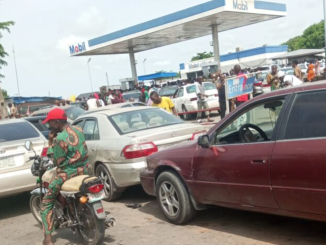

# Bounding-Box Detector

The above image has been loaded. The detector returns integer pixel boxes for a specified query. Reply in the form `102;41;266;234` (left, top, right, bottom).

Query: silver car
0;119;48;197
31;106;85;124
72;107;206;201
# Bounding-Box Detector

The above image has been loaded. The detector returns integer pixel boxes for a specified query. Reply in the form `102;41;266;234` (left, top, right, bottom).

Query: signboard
226;74;255;99
69;42;86;55
225;0;255;12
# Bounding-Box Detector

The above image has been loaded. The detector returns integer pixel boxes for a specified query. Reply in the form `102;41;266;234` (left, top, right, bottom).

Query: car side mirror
25;140;34;151
197;135;210;148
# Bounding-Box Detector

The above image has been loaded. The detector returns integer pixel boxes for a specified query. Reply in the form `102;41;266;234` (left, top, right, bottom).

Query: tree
1;89;8;99
282;20;325;51
0;21;15;82
191;52;214;61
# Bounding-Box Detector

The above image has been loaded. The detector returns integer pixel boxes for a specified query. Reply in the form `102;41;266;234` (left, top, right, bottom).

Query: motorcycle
26;141;115;245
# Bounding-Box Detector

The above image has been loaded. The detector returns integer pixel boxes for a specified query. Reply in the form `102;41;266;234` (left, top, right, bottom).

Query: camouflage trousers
41;166;88;234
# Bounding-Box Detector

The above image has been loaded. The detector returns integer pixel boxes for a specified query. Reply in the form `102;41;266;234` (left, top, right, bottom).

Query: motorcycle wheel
30;194;43;225
77;203;105;245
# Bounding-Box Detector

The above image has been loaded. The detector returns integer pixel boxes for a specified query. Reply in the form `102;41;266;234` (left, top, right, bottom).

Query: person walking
234;65;249;107
195;76;214;123
150;91;179;117
40;108;89;245
292;60;303;81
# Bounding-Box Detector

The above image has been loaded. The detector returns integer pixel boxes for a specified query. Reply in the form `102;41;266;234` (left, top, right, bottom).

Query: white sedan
72;107;206;201
172;82;219;120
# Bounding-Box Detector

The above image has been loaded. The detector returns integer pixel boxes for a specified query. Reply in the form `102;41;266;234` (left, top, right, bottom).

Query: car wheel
96;164;122;202
156;171;196;224
182;106;193;121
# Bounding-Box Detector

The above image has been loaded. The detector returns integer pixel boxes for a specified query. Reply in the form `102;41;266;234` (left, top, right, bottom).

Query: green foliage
2;89;8;99
191;52;214;61
283;20;325;51
0;21;15;82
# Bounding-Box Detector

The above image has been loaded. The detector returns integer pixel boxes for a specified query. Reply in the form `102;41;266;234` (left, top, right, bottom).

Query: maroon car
140;81;326;224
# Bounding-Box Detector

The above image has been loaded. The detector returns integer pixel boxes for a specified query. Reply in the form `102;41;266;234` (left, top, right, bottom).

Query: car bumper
185;100;220;112
0;168;36;198
105;160;147;188
140;169;156;196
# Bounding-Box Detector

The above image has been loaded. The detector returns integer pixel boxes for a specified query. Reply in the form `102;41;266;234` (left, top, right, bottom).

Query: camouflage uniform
41;126;89;234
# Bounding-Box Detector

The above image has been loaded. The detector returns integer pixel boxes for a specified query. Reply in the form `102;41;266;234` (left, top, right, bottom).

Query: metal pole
143;58;147;75
324;0;326;58
106;72;110;88
212;25;221;71
13;45;21;105
87;58;94;92
129;47;138;85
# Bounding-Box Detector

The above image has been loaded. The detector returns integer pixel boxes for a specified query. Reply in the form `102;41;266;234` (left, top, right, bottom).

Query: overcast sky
0;0;323;98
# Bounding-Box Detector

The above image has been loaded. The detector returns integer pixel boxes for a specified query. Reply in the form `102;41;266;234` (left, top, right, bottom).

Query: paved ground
1;186;326;245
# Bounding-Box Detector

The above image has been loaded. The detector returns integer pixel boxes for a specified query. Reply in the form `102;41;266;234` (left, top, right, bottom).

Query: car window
133;103;146;107
82;120;100;141
121;104;132;108
0;122;40;142
214;99;285;145
284;91;326;140
64;107;85;121
30;121;45;132
159;87;178;96
178;88;184;97
109;109;183;135
73;120;84;129
186;85;196;94
123;93;141;101
204;83;216;91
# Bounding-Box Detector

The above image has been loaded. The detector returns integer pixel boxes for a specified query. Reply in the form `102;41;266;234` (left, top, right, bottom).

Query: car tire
156;171;196;224
182;105;193;121
95;164;122;202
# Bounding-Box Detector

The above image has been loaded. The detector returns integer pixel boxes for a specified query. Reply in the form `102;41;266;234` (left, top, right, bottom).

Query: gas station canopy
138;72;178;81
71;0;286;56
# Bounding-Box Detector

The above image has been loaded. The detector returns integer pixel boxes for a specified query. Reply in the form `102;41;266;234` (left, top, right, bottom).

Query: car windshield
159;87;178;96
186;85;196;94
123;92;141;100
64;107;85;121
108;108;183;135
204;83;216;91
0;122;40;142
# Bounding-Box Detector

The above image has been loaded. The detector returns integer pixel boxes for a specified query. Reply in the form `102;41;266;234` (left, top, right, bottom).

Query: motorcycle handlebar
29;156;37;160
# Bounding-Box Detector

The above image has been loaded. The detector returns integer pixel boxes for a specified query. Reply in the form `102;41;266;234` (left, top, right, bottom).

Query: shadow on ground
0;192;31;219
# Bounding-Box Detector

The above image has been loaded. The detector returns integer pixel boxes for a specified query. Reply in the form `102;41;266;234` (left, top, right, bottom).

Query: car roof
83;102;146;115
122;91;141;94
25;116;47;120
79;106;160;117
32;105;75;114
0;119;30;125
161;85;179;89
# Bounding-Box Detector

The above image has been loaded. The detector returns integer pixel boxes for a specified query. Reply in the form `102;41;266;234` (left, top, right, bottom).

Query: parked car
72;107;206;201
172;82;219;120
71;101;87;110
24;116;51;139
0;119;48;197
122;91;142;102
141;81;326;224
83;102;146;115
159;86;179;99
19;104;52;117
31;106;85;124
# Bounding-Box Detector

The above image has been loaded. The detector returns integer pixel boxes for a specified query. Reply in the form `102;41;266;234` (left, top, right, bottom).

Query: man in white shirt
87;94;100;110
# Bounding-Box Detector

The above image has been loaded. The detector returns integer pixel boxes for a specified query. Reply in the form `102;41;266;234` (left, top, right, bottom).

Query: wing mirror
197;135;210;148
25;140;34;151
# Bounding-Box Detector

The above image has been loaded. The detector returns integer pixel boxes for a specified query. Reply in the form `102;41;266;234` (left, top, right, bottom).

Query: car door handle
250;159;267;164
90;148;96;152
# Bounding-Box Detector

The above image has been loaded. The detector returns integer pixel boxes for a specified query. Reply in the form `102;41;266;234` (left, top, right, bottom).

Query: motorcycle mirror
25;141;34;151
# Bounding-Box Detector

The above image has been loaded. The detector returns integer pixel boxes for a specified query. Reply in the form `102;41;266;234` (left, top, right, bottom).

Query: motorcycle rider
41;108;89;245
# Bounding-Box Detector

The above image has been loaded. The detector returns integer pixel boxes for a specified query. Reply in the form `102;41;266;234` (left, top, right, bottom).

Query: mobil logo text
227;75;255;99
69;42;86;55
233;0;248;11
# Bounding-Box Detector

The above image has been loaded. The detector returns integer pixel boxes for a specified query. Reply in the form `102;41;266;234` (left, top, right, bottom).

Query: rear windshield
64;107;85;121
123;92;141;101
108;108;183;135
0;122;40;142
186;85;196;94
159;87;178;96
204;83;216;91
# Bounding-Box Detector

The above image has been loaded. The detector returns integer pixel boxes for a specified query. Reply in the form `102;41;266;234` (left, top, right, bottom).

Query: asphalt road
1;186;326;245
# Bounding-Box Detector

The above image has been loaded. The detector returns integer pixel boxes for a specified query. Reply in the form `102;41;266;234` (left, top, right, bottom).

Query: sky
0;0;323;99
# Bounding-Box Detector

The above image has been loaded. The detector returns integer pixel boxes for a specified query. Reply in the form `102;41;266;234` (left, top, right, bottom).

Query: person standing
315;59;321;76
61;100;66;106
86;94;100;110
195;76;214;123
234;65;249;107
55;100;61;107
292;60;303;81
215;73;227;119
8;103;16;119
0;101;9;119
40;108;88;245
111;92;125;104
307;63;315;82
150;91;179;117
266;65;281;91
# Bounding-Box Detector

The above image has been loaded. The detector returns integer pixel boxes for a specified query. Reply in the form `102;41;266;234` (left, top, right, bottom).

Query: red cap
42;108;67;124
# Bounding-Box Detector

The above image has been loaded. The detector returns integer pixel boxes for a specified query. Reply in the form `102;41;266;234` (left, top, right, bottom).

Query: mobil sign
69;42;86;55
229;0;254;11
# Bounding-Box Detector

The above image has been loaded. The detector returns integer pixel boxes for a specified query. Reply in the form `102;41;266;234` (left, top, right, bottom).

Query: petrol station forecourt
69;0;286;85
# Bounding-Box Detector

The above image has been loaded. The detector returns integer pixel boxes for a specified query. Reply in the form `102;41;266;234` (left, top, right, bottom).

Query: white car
0;119;48;197
172;82;219;120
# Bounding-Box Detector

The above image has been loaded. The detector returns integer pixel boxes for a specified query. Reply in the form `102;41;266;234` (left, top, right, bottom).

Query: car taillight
254;82;262;86
263;84;271;87
88;184;104;194
41;147;48;157
190;98;197;101
191;131;206;140
122;142;158;159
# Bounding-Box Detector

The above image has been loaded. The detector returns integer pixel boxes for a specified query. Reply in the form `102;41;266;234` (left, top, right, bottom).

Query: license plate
88;190;106;203
0;156;16;169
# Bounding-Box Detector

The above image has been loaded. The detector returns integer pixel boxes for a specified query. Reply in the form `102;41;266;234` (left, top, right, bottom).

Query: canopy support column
129;47;138;85
212;24;221;71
